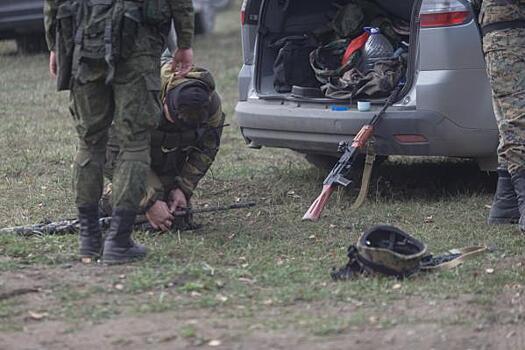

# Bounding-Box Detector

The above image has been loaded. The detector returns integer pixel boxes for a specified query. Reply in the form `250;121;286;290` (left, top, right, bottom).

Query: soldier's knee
119;147;151;164
116;137;150;162
76;144;106;168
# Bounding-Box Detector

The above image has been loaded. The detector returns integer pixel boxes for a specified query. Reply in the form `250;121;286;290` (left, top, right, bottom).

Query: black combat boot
488;166;520;224
102;208;147;264
511;169;525;233
78;204;103;259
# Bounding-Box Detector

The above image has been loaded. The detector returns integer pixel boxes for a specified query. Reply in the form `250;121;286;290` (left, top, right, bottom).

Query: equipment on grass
0;202;256;236
331;225;488;280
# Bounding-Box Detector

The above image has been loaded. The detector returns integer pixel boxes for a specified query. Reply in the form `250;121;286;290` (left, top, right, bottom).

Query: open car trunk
255;0;419;102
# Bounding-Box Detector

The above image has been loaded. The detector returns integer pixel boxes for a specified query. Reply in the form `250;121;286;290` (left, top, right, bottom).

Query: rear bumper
235;99;498;159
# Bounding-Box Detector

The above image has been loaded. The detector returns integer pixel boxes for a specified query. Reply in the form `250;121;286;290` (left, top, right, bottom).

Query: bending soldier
103;50;225;231
479;0;525;232
44;0;195;263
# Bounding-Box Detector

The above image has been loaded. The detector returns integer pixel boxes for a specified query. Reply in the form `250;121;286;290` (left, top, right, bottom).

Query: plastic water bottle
360;27;394;73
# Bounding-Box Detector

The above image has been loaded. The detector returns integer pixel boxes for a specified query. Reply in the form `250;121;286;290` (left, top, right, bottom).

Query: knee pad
119;144;151;164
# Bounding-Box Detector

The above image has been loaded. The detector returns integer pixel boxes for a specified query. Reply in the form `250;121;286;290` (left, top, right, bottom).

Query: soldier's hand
168;188;188;213
145;200;174;232
49;51;57;79
172;48;193;77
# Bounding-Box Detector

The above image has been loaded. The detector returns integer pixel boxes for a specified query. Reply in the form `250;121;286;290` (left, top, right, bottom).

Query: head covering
165;83;210;126
331;225;427;280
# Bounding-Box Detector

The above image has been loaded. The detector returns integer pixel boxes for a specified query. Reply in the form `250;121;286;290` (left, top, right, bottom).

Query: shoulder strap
420;246;488;272
351;141;375;210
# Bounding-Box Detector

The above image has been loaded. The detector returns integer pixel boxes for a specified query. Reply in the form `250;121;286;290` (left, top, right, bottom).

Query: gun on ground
302;86;402;222
0;201;256;236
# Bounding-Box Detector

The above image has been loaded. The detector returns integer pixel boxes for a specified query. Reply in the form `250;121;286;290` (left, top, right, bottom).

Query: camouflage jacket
479;0;525;28
147;57;224;204
43;0;194;51
479;0;525;49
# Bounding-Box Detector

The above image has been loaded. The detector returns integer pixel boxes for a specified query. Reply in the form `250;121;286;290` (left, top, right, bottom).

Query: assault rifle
302;86;402;222
0;201;256;236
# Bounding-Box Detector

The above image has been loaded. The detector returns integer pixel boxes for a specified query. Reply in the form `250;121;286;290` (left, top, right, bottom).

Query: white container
357;101;371;112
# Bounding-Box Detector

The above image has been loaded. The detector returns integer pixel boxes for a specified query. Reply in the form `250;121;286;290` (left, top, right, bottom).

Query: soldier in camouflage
44;0;195;263
103;49;225;231
479;0;525;233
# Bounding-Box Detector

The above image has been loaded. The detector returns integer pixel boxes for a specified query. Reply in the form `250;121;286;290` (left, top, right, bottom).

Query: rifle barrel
173;201;257;216
0;201;257;236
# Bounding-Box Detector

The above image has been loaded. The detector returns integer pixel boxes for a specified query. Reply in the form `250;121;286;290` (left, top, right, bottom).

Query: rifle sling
351;141;376;210
420;246;488;272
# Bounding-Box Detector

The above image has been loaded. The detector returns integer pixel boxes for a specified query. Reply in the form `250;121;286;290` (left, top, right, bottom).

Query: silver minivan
235;0;498;170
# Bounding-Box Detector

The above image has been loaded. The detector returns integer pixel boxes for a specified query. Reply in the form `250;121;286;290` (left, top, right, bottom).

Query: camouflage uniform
44;0;194;211
479;0;525;175
104;52;225;213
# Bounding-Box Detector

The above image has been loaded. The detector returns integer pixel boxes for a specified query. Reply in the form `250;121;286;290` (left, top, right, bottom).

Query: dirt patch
1;288;524;350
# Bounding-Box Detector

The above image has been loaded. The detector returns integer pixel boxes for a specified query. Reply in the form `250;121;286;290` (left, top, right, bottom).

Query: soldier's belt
482;19;525;36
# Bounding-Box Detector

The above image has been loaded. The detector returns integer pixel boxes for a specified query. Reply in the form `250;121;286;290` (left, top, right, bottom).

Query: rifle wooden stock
351;125;374;149
302;185;335;221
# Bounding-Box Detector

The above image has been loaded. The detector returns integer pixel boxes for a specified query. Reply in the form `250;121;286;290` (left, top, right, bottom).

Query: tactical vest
55;0;170;89
480;0;525;36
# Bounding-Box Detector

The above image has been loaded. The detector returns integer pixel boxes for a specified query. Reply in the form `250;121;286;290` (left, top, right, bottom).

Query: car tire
304;153;339;171
16;34;47;54
194;6;216;34
304;153;388;171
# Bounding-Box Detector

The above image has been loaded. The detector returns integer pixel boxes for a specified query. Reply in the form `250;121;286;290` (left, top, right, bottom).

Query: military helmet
355;225;427;277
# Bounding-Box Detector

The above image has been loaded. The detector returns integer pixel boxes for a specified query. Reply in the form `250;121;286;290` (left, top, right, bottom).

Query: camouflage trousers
484;30;525;174
69;55;161;209
481;0;525;174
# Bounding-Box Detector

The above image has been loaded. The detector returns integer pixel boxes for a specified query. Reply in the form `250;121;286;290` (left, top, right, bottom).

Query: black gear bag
271;35;320;93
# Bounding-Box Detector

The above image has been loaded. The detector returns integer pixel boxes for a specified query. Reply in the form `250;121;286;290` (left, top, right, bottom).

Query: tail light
241;0;247;25
419;0;471;28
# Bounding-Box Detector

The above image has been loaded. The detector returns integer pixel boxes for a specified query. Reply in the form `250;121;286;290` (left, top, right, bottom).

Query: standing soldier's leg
484;28;525;231
102;55;160;264
488;97;520;224
69;65;114;259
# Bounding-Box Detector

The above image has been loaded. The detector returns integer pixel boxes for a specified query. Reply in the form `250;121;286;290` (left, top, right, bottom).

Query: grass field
0;3;524;349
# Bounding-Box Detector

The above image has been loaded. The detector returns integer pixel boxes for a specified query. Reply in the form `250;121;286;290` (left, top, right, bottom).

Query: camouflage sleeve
167;0;194;49
139;170;166;212
174;94;225;198
44;0;57;51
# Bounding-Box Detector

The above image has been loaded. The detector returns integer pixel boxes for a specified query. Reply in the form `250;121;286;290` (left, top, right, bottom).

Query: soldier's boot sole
79;246;102;259
487;216;520;225
102;242;147;265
